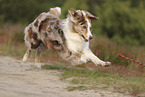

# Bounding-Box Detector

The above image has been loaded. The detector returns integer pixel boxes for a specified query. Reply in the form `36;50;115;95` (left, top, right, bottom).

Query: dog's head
68;9;99;42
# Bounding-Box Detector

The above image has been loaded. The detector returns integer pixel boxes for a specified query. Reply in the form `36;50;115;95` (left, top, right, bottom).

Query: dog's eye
53;40;60;46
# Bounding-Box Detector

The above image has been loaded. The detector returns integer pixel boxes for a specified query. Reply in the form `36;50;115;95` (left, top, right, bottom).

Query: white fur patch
63;18;88;52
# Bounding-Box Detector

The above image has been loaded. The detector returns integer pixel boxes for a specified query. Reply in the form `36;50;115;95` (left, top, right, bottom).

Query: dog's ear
68;8;77;17
71;8;77;16
68;10;72;16
87;12;99;20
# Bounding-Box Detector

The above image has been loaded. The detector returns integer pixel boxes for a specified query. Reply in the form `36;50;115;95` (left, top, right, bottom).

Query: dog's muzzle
89;36;93;40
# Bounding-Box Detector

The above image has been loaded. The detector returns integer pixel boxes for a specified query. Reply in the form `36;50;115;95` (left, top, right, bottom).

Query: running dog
23;7;111;68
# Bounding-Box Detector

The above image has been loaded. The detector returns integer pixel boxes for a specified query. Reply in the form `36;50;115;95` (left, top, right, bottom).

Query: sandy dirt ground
0;56;131;97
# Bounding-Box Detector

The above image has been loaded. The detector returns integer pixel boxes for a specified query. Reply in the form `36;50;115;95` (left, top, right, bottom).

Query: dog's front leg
35;48;42;69
83;49;111;67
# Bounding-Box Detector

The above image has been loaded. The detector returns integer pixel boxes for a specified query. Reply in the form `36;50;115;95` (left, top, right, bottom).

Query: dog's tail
49;7;61;17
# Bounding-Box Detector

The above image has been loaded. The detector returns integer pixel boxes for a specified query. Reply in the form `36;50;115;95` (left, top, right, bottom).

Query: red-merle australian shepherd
23;7;111;69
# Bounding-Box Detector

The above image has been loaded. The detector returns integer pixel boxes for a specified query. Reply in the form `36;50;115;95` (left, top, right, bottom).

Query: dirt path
0;56;131;97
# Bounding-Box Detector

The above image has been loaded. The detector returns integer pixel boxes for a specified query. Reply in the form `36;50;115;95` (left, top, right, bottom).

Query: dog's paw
34;66;42;71
22;56;28;62
99;62;111;67
104;62;111;67
35;63;42;70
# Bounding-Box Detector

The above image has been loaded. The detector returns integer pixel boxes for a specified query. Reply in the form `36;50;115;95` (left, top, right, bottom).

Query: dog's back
24;7;64;50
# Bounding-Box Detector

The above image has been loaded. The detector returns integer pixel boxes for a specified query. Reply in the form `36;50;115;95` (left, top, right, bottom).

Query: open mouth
81;35;88;42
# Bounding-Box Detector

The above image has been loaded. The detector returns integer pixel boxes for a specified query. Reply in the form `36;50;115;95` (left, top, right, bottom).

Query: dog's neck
61;18;83;42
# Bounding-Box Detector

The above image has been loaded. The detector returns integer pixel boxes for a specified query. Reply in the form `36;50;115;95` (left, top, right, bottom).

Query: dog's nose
89;36;93;40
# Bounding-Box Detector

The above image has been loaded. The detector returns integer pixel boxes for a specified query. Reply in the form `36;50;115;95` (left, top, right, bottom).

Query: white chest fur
62;19;89;53
66;32;88;52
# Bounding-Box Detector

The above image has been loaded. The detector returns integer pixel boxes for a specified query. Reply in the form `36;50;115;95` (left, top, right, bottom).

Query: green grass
42;64;73;71
66;86;88;91
42;64;145;96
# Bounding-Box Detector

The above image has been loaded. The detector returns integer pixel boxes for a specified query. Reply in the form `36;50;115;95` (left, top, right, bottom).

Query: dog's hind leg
23;49;31;62
23;25;32;62
35;43;47;69
35;49;41;69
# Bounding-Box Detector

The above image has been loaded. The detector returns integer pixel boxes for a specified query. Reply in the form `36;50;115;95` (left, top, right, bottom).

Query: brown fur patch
86;12;99;20
31;40;41;49
28;27;41;49
28;27;32;39
39;18;49;32
28;27;37;40
73;11;88;28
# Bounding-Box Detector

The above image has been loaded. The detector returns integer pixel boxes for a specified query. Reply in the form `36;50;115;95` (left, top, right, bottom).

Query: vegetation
0;0;65;23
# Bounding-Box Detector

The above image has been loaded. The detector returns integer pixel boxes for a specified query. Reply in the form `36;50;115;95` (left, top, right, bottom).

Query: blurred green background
0;0;145;46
